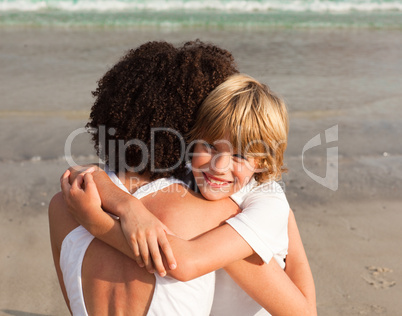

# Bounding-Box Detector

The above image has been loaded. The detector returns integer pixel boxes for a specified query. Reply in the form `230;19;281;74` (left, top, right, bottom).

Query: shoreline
2;10;402;30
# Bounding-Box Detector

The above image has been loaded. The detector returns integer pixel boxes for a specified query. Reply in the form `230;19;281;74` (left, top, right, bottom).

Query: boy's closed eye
232;153;247;162
204;143;217;151
204;142;248;162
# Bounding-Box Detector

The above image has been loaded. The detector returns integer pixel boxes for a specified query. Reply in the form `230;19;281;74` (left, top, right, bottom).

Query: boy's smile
202;172;233;188
191;139;258;201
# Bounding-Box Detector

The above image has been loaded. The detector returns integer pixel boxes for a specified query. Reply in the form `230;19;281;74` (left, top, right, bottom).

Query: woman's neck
117;171;151;194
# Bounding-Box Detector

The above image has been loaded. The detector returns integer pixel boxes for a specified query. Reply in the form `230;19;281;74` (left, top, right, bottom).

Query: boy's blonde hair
188;73;288;184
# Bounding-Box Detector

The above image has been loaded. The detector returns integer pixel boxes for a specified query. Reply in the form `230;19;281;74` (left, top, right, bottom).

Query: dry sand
0;27;401;315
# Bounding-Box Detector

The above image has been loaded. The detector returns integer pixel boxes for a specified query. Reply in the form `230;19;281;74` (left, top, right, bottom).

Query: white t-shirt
211;178;289;316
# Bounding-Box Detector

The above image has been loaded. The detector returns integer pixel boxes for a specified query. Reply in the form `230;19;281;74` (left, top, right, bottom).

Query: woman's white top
60;172;215;316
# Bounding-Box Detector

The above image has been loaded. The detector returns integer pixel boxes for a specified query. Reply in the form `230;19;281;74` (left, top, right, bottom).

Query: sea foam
1;0;402;13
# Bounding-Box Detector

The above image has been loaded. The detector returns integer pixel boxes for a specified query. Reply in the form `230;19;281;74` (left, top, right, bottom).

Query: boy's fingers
138;239;153;274
149;238;166;277
85;166;96;174
135;257;145;268
67;166;81;182
68;165;91;173
72;172;86;190
60;169;70;183
158;235;176;270
60;170;71;194
84;172;94;182
135;256;145;268
83;173;96;190
129;237;145;268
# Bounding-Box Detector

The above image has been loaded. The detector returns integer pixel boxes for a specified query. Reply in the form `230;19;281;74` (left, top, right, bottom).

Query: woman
50;40;316;315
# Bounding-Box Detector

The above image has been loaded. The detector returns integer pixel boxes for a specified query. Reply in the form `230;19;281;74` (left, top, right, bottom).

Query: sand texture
0;28;401;315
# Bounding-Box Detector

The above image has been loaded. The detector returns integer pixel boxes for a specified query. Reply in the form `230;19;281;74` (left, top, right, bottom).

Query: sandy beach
0;27;401;315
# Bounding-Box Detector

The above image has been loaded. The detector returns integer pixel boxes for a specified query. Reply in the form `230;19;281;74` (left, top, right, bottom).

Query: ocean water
1;0;402;28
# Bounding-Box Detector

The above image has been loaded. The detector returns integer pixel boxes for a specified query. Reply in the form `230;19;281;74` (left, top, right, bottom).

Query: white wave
1;0;402;13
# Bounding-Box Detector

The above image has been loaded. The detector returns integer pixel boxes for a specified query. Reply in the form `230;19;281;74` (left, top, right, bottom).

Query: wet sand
0;27;401;315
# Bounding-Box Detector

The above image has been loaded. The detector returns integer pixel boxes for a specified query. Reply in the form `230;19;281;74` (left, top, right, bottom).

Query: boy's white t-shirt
228;178;289;267
211;178;290;316
110;164;289;315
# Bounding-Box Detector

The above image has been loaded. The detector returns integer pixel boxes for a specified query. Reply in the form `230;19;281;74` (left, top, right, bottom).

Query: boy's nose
211;153;231;174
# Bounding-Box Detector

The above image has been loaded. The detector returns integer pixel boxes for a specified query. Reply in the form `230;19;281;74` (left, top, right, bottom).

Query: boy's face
191;139;258;201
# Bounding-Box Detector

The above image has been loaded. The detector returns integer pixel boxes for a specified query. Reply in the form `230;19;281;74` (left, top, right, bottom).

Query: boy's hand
60;170;102;228
118;202;177;277
67;164;99;185
61;168;177;277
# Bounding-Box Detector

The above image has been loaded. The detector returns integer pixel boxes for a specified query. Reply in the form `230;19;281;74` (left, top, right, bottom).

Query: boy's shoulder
230;179;287;207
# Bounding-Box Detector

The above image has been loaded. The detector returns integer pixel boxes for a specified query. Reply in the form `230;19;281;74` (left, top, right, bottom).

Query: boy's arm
62;168;176;276
62;171;261;276
223;255;315;316
223;210;316;316
62;171;253;275
62;174;314;315
165;210;316;315
63;170;284;278
165;189;290;279
67;165;142;217
284;209;316;313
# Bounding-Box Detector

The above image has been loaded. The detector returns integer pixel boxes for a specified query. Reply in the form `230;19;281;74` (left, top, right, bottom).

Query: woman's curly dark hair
87;40;238;181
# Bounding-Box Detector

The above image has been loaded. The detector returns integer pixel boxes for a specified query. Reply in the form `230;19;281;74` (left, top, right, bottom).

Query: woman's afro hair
87;40;238;180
